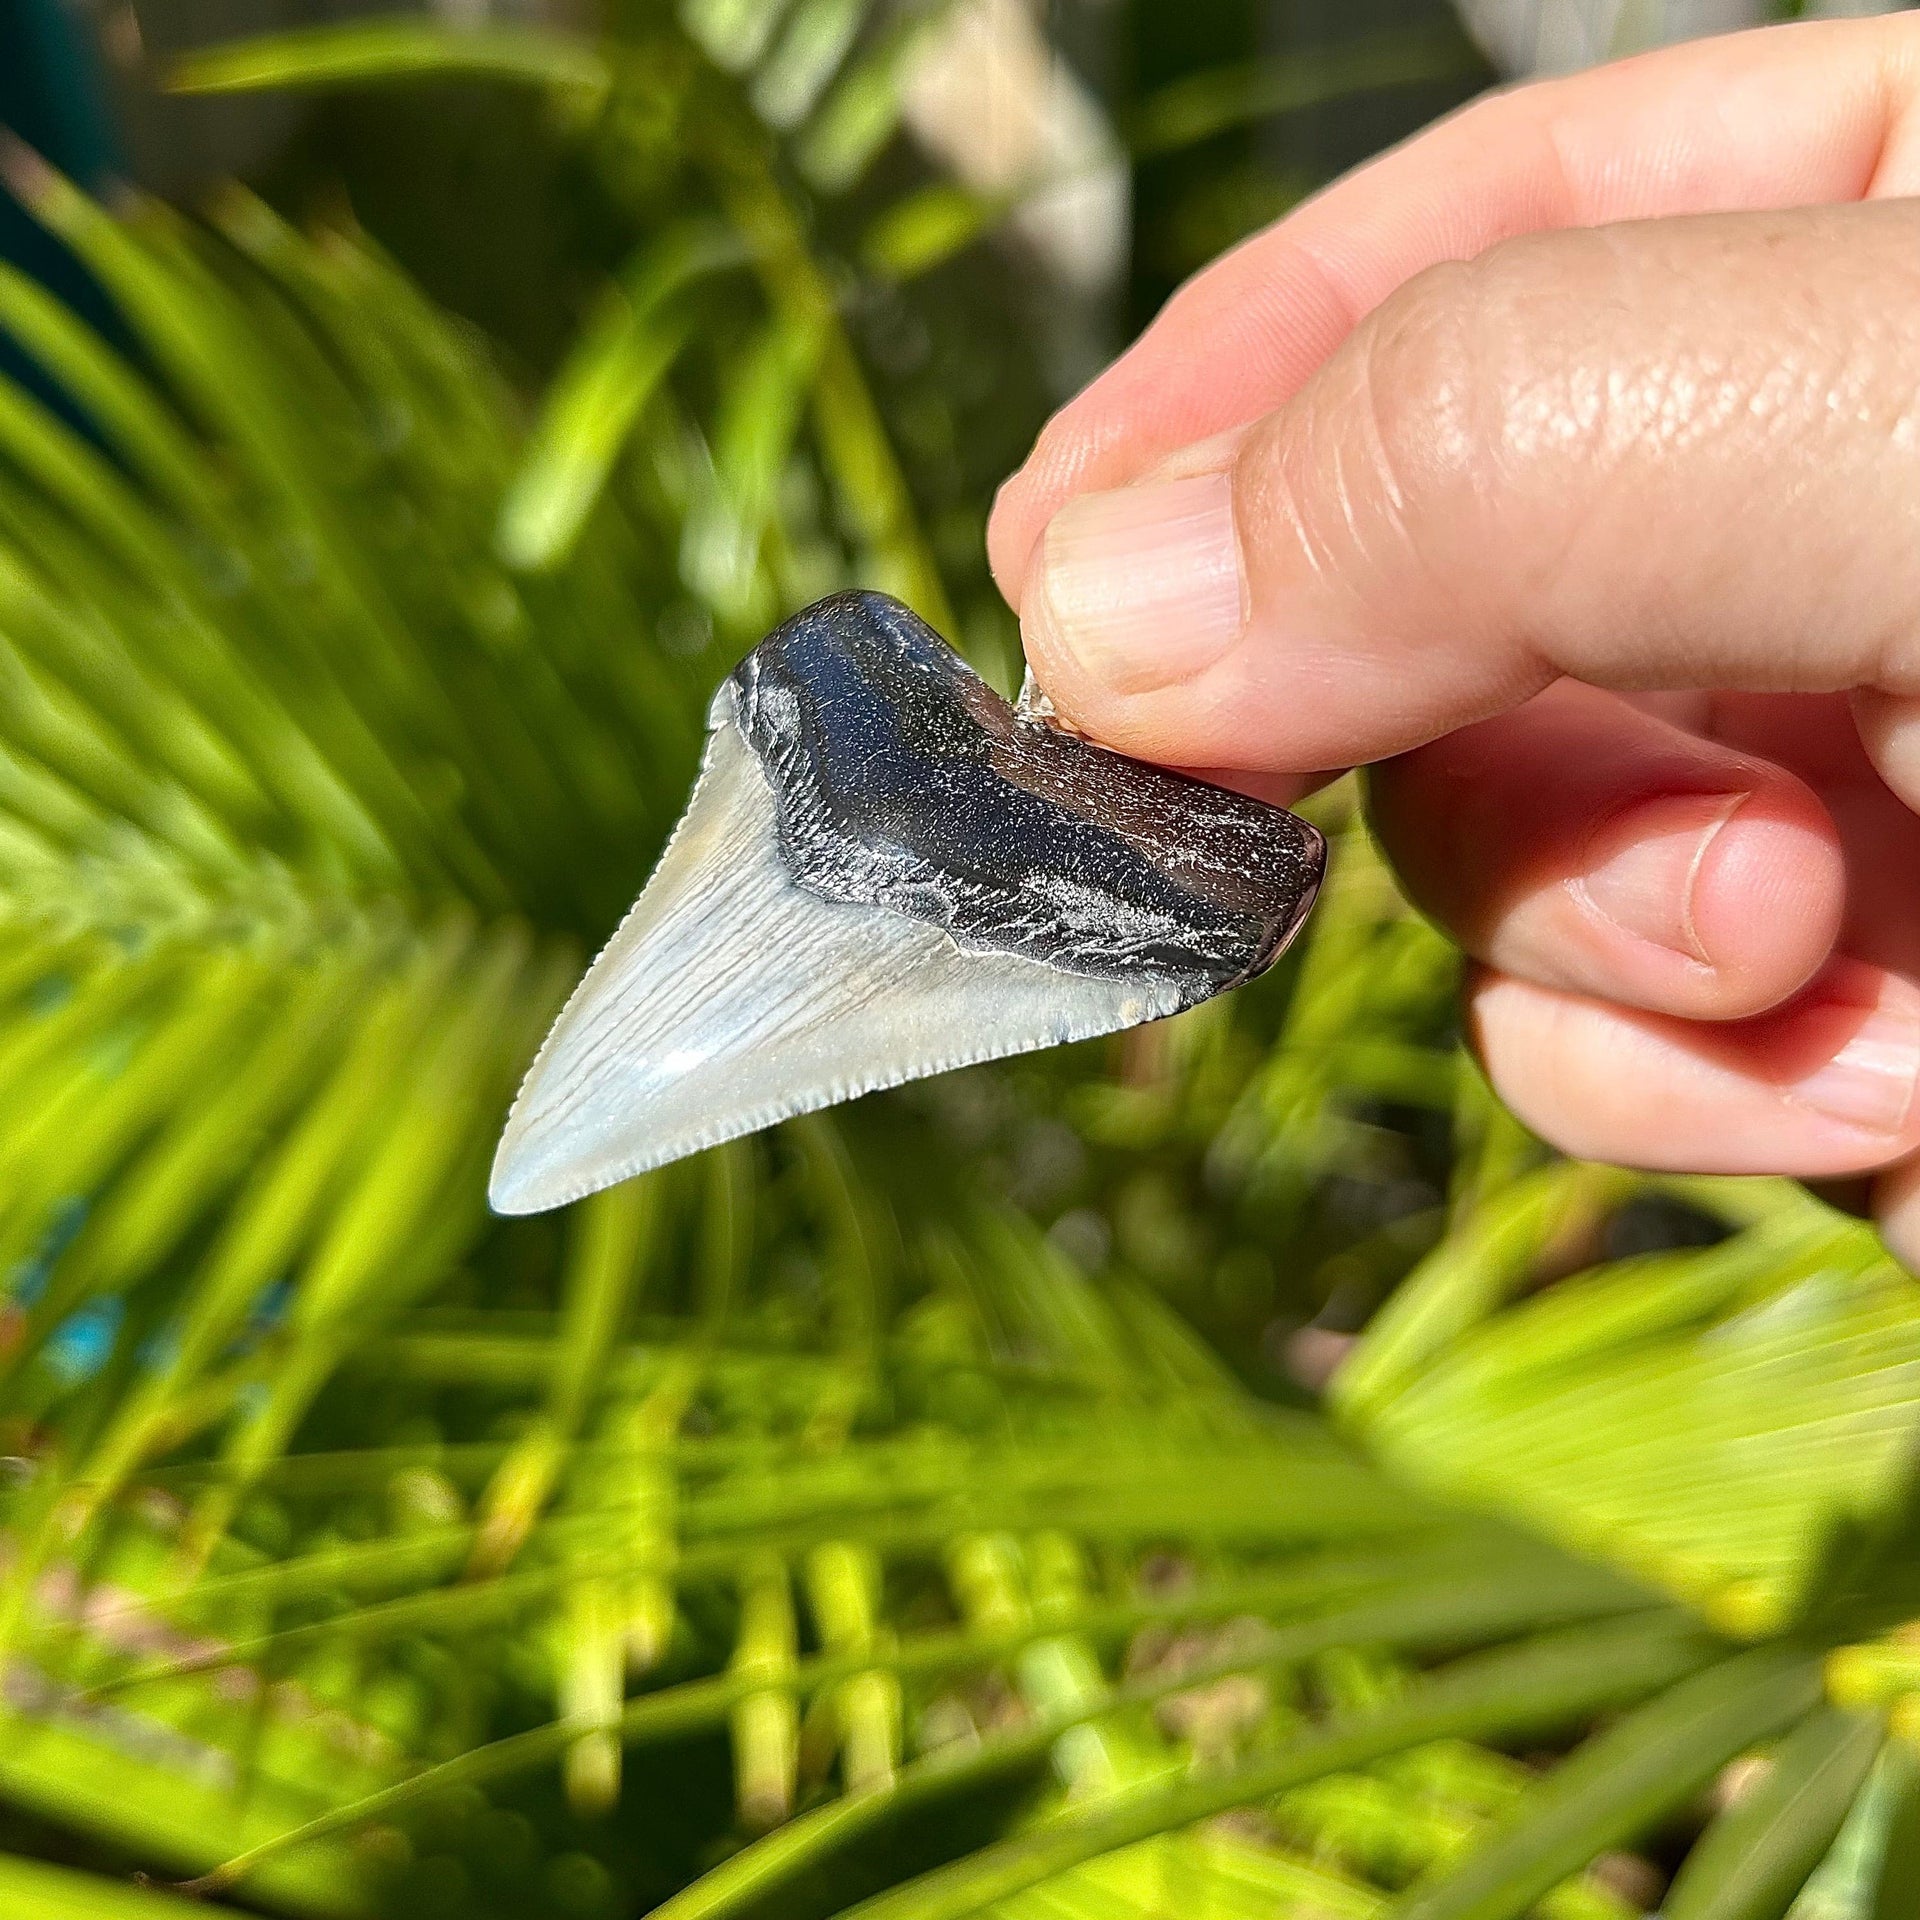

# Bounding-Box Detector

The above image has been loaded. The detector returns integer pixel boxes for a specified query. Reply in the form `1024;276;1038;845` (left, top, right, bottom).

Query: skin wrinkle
1274;224;1364;350
1844;262;1920;688
1212;217;1362;396
1378;288;1501;653
1894;411;1920;453
1557;29;1891;212
1248;433;1333;610
1459;254;1625;665
1301;262;1510;668
1552;353;1732;637
1319;338;1407;609
1520;98;1586;229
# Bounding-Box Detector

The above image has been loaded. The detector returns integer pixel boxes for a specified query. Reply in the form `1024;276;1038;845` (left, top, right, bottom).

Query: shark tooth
489;591;1324;1215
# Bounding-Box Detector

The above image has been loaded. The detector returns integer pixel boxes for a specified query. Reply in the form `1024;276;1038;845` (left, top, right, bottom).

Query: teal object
0;0;128;415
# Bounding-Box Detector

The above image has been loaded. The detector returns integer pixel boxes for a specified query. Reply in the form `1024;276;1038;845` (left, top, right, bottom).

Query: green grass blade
471;1178;660;1572
168;20;610;96
1332;1162;1635;1427
751;0;867;131
184;1543;1650;1900
700;151;952;632
0;259;223;519
498;221;741;570
1871;1743;1920;1920
1394;1644;1826;1920
1663;1705;1886;1920
833;1614;1718;1920
0;1853;209;1920
862;185;1002;283
795;9;936;189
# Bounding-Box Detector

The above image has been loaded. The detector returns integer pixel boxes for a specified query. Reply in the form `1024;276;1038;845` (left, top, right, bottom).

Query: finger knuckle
1371;238;1603;507
1341;252;1561;573
1261;252;1513;614
1340;233;1640;620
1357;257;1489;479
1228;270;1443;608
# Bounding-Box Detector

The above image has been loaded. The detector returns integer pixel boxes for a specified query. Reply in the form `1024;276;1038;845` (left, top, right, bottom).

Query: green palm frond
177;9;952;615
1336;1177;1920;1633
0;6;1916;1920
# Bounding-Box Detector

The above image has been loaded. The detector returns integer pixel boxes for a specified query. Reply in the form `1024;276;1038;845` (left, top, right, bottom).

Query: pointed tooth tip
487;1147;625;1217
486;1166;555;1217
488;1038;683;1214
486;1102;607;1216
486;1145;567;1217
487;1186;545;1218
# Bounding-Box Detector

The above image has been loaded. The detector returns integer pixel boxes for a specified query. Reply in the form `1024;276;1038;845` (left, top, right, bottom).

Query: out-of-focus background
4;3;1920;1917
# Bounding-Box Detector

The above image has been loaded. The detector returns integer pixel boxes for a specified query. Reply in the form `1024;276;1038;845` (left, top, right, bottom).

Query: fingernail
1577;793;1746;962
1791;1005;1920;1135
1033;470;1245;692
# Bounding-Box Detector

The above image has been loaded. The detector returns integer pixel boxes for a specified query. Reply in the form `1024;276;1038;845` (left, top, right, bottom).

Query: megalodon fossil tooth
489;590;1325;1215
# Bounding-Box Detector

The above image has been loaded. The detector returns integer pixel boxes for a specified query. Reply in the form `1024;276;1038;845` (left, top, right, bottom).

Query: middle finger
1368;679;1845;1021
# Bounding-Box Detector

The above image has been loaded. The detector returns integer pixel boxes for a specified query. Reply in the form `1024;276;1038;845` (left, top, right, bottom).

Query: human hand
989;18;1920;1262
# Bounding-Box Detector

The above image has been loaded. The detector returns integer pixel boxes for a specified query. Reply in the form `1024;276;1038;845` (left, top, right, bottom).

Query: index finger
988;15;1920;604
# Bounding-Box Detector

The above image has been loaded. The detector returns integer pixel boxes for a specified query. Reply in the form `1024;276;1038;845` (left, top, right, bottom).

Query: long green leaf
1395;1644;1827;1920
498;222;742;570
1664;1705;1885;1920
168;21;610;95
1872;1743;1920;1920
834;1615;1718;1920
0;1852;225;1918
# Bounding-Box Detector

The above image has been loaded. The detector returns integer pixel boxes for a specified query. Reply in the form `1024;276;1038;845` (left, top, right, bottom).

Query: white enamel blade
488;699;1183;1215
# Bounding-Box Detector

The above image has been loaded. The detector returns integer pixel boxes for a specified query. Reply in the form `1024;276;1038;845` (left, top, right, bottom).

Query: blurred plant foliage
0;4;1917;1919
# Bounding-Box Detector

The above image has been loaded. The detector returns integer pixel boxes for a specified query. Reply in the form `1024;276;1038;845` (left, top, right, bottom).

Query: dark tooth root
730;590;1326;1008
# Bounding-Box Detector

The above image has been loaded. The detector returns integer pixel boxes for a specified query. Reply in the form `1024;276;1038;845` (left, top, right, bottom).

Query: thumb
1015;200;1920;780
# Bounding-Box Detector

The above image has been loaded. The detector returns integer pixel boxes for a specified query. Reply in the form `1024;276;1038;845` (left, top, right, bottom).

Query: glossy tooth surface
489;710;1180;1213
491;591;1324;1216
